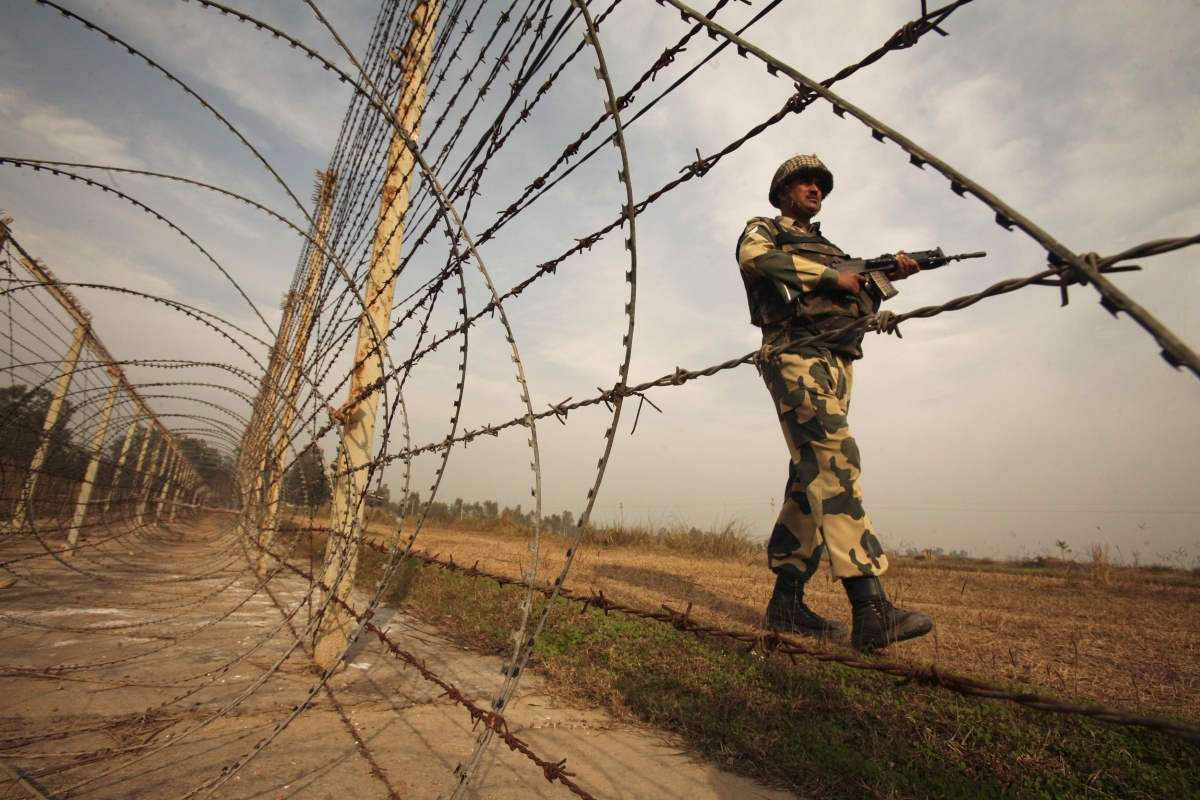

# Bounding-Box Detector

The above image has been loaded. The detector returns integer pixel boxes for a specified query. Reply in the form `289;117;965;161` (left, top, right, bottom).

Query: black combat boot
843;576;933;652
764;570;849;639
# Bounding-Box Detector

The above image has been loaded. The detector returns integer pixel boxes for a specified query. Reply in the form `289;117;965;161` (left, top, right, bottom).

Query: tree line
281;447;577;534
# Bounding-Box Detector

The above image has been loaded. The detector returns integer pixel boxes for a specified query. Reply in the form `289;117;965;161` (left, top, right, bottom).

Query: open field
295;516;1200;799
385;523;1200;723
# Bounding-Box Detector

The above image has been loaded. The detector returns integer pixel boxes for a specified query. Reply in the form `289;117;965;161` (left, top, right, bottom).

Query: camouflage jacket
736;216;872;359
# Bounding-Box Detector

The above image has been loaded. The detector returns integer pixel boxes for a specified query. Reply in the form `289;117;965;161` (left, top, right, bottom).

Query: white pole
66;369;121;553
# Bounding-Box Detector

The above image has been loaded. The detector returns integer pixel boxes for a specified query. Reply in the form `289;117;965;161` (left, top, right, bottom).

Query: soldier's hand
836;270;869;295
888;251;921;280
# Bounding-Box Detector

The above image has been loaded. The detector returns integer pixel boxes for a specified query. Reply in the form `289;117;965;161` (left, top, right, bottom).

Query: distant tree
543;510;575;534
177;436;232;487
374;483;398;516
0;383;85;485
282;446;330;506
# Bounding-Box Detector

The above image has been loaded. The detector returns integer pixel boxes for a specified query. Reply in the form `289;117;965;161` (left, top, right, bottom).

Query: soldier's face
784;177;824;220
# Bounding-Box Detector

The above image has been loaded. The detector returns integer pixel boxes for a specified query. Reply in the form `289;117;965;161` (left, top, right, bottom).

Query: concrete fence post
102;409;141;515
14;325;88;529
66;368;121;553
136;434;166;529
154;452;177;526
255;169;338;576
314;0;440;670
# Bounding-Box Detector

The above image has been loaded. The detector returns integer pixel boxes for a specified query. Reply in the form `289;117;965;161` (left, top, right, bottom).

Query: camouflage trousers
761;346;888;583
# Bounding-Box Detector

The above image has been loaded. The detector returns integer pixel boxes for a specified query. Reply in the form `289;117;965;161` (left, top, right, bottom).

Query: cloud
64;0;362;155
0;87;138;165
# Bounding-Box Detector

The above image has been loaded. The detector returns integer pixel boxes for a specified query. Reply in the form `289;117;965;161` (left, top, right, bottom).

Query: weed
1091;543;1112;586
582;519;764;560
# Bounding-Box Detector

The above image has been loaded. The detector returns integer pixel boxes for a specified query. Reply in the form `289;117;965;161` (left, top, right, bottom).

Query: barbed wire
365;231;1195;467
2;0;1196;798
658;0;1200;376
338;538;1200;741
267;550;602;800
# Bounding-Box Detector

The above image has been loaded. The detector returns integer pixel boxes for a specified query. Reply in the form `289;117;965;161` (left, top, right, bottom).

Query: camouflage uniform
737;215;889;583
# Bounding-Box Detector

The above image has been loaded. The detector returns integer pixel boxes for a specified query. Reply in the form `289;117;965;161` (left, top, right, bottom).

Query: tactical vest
738;216;871;359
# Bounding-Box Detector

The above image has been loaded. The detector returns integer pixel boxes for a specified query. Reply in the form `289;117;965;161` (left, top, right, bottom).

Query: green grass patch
373;554;1199;800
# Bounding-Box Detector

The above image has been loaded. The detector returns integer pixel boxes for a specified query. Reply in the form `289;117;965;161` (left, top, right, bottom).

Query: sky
1;0;1198;564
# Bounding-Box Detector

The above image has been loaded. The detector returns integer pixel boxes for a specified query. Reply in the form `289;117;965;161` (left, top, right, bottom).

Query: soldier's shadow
591;564;763;628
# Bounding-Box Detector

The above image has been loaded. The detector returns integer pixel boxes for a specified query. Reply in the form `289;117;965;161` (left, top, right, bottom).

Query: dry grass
299;518;1200;798
288;504;763;559
1091;542;1113;586
401;525;1200;724
581;519;763;559
341;529;1199;799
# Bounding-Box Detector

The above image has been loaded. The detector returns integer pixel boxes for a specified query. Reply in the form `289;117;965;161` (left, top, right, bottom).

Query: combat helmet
769;154;834;207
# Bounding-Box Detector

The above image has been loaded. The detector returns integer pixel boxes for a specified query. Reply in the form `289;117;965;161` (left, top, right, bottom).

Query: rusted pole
65;368;121;553
244;440;269;532
168;464;191;523
232;343;280;537
237;179;333;544
13;325;87;529
314;0;440;670
255;170;338;576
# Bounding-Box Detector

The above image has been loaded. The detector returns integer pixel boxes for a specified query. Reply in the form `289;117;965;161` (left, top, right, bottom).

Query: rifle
774;248;987;305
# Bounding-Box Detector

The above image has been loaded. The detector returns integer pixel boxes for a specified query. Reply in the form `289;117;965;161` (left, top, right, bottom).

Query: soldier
737;154;934;651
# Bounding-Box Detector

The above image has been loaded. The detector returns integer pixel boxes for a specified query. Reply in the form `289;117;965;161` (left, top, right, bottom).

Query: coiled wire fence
0;0;1196;797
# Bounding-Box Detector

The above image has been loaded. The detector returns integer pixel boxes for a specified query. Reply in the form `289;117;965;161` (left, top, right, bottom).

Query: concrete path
0;516;795;799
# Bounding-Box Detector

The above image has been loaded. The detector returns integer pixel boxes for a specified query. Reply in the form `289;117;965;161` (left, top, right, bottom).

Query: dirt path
0;514;795;799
